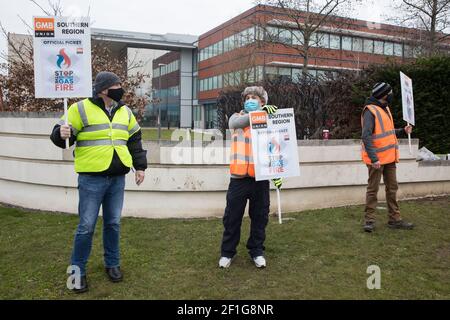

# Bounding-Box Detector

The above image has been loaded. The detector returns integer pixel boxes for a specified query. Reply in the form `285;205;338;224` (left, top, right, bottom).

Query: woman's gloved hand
272;178;283;189
262;105;278;114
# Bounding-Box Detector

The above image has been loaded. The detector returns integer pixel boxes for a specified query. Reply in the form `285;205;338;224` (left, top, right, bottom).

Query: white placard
400;71;415;126
249;108;300;181
33;16;92;98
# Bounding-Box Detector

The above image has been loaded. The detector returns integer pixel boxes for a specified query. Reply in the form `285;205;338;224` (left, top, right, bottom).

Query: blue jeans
71;174;125;276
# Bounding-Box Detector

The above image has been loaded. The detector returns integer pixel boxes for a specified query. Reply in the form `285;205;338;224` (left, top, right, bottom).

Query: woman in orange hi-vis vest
361;82;414;233
218;86;281;269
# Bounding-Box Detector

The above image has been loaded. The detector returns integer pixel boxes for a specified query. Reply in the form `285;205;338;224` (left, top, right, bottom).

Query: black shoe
363;221;375;233
72;275;88;294
105;266;123;282
388;220;414;230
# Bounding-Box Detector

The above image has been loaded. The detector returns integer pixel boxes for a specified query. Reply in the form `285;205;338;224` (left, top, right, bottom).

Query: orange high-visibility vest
361;104;400;165
230;126;255;177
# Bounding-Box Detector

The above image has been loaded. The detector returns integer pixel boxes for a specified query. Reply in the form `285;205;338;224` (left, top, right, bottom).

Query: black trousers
220;177;270;259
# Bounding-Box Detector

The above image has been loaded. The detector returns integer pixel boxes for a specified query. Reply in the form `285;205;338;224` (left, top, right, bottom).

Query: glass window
255;26;264;41
363;39;374;53
208;77;213;90
265;66;278;75
384;41;394;55
317;32;330;48
316;70;326;79
208;45;213;58
248;27;255;42
233;34;240;49
243;28;254;45
279;29;292;44
307;69;317;77
342;36;352;51
234;71;241;85
394;43;403;57
309;32;318;47
239;31;246;46
212;76;217;89
278;67;291;76
404;44;413;58
244;68;255;83
374;40;384;55
292;30;304;45
218;75;223;88
223;37;229;52
256;66;264;82
267;26;279;42
229;72;236;86
352;37;363;52
224;73;230;86
292;68;302;82
330;34;340;49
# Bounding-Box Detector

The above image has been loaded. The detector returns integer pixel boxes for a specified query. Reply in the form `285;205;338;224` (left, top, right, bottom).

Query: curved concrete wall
1;115;449;218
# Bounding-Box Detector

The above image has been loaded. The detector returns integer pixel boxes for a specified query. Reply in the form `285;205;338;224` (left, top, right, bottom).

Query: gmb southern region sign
249;108;300;181
33;16;92;98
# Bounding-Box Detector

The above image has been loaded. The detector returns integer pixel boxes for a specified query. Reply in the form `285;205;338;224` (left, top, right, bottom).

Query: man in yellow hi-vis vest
50;71;147;293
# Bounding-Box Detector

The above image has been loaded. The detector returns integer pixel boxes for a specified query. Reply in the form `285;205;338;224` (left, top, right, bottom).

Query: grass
141;128;214;141
0;197;449;300
141;128;176;141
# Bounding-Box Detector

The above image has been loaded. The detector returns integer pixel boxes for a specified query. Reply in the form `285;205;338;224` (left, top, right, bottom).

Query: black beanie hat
371;82;392;99
93;71;121;95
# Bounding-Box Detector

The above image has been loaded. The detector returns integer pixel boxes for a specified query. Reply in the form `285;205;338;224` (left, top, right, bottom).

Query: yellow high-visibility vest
58;98;141;173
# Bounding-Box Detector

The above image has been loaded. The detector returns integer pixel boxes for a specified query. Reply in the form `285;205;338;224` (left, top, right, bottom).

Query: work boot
71;275;88;294
105;266;123;282
388;220;414;230
363;221;375;233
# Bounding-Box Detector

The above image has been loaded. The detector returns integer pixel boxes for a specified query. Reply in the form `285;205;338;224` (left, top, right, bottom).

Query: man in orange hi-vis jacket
218;86;282;269
361;82;415;233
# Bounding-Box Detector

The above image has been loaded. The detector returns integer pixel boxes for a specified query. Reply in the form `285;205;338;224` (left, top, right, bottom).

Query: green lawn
141;128;214;141
0;197;449;300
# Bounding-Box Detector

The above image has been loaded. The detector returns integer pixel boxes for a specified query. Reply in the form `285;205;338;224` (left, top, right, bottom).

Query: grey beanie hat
94;71;121;94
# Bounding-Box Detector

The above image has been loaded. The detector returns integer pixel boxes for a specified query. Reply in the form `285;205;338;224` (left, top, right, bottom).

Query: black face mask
386;92;393;105
107;88;125;102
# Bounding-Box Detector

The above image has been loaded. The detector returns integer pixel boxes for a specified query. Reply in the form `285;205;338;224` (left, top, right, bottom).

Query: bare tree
0;0;150;120
394;0;450;56
253;0;359;75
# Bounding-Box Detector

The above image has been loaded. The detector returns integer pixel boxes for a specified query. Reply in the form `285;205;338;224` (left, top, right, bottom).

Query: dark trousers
364;162;402;223
221;177;270;259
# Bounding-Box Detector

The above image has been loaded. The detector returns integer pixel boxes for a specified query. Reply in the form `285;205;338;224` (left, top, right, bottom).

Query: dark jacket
50;97;147;176
361;96;406;164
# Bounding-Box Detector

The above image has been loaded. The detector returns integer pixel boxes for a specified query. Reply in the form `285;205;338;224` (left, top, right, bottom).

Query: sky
0;0;397;59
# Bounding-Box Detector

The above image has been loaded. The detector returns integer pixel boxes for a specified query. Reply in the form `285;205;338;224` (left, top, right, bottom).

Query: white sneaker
218;256;233;268
253;256;266;268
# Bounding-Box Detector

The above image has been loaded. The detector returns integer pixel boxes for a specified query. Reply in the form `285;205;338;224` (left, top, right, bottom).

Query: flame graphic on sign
56;49;71;69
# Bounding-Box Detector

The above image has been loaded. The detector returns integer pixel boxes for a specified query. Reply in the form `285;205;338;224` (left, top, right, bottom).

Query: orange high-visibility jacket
361;104;400;165
230;126;255;177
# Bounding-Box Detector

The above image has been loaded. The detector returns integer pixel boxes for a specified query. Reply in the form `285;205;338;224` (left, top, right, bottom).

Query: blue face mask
244;99;260;112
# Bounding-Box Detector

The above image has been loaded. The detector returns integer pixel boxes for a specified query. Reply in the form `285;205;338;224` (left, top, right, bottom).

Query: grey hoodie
229;111;250;129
